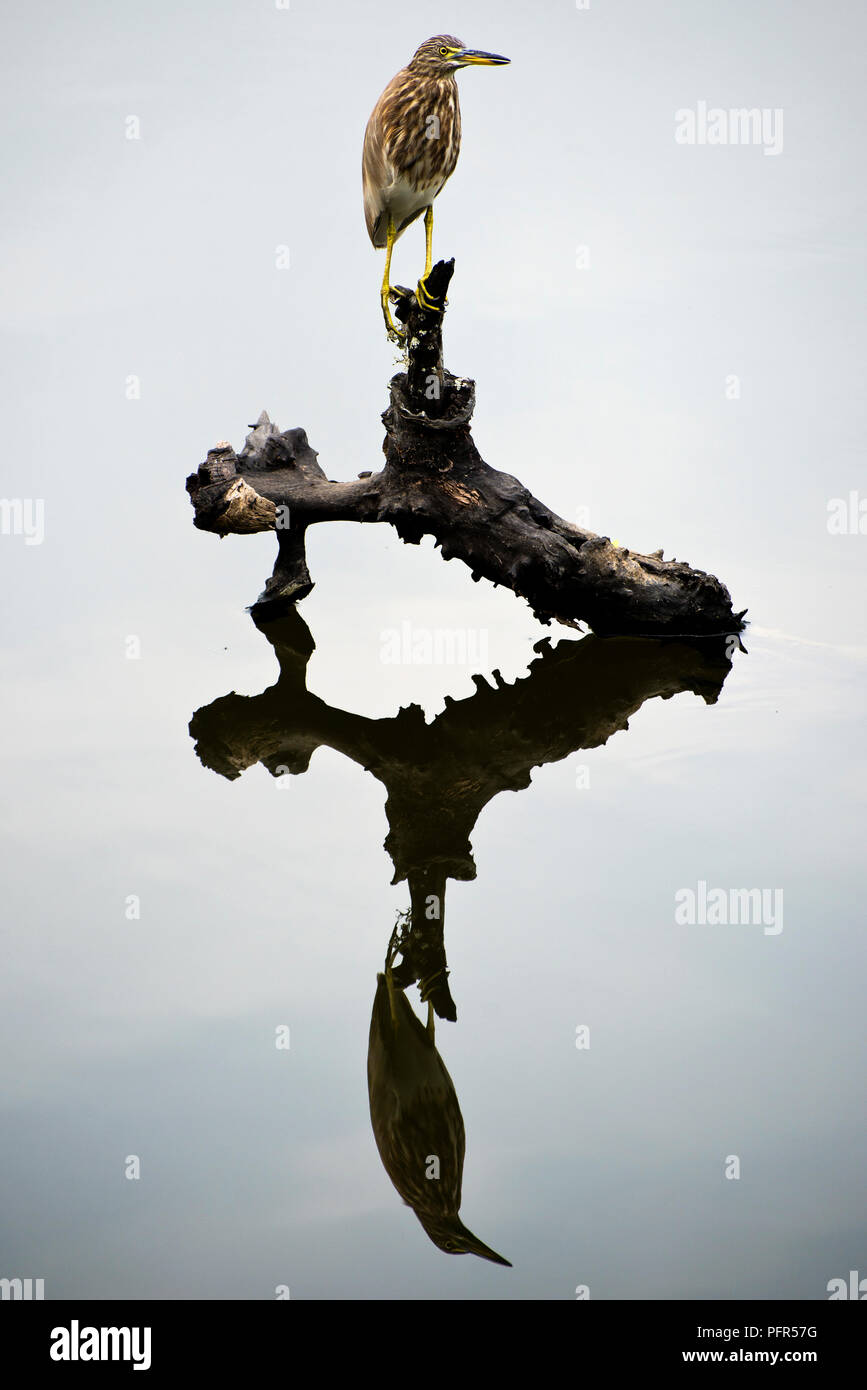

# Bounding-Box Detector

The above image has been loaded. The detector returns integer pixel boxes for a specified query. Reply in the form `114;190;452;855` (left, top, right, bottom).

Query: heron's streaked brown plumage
363;36;464;249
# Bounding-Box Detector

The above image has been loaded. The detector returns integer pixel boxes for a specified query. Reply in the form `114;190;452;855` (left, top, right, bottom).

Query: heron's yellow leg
385;966;400;1030
380;217;404;342
423;205;433;278
417;206;444;313
426;999;435;1042
383;920;403;1028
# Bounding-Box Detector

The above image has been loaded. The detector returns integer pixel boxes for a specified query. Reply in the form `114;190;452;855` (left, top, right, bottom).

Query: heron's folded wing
362;108;396;248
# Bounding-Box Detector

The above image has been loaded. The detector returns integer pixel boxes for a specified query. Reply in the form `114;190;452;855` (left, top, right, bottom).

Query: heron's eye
439;47;450;57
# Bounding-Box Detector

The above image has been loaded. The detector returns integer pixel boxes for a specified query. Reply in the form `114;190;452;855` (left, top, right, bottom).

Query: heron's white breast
386;172;443;235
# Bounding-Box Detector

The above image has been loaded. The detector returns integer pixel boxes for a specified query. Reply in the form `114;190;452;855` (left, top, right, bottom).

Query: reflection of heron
367;924;511;1265
362;35;509;341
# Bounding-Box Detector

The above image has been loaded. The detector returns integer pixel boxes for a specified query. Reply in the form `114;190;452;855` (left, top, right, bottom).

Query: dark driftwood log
189;608;736;1018
186;261;745;636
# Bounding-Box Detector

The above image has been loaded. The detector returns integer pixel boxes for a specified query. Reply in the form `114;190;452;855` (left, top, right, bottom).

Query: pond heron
362;35;510;341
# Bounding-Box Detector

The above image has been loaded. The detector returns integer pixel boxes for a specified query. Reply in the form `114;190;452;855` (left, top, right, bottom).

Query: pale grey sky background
1;0;865;1298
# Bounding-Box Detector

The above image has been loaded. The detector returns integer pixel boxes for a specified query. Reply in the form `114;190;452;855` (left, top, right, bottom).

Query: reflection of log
190;608;736;1019
185;262;745;636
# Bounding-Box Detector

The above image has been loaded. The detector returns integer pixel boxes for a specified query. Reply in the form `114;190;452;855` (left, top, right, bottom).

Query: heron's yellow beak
455;48;510;67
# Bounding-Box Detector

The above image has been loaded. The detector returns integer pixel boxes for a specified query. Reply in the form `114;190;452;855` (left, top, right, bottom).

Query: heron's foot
381;289;406;345
416;274;445;314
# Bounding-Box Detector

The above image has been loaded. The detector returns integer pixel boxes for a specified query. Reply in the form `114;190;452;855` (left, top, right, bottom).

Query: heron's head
419;1213;512;1266
409;35;510;77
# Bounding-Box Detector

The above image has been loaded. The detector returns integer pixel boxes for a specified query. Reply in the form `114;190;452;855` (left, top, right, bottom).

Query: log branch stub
393;257;454;411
